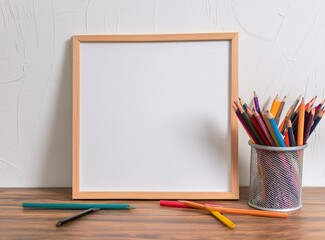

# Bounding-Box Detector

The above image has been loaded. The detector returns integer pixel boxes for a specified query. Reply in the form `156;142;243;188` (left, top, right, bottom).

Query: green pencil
22;202;135;210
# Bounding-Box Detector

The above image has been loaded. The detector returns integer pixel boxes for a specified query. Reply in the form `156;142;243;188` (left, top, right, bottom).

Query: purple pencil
254;91;261;114
232;102;259;144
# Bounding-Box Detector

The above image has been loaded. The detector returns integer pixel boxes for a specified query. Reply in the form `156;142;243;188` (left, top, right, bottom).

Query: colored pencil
232;103;257;144
279;106;293;133
270;94;280;117
237;102;263;145
247;108;266;145
303;108;315;144
305;96;316;109
205;206;236;229
297;98;305;146
56;208;100;227
275;96;286;125
287;120;296;147
292;95;301;112
180;201;288;218
284;129;290;147
253;91;261;114
159;200;220;208
160;200;189;208
22;202;135;210
239;97;249;112
253;111;276;146
309;110;324;137
265;111;286;147
262;111;281;147
315;99;325;113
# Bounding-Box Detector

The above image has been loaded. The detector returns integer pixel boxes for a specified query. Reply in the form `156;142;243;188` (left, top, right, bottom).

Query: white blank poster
74;33;238;199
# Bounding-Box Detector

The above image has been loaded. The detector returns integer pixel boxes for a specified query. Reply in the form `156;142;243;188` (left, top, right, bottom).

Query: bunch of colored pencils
232;92;324;147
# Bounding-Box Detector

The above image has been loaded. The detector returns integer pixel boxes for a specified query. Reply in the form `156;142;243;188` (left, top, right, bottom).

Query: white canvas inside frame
79;40;231;193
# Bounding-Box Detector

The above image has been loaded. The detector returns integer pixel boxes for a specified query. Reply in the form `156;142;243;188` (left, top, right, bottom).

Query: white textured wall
1;0;325;187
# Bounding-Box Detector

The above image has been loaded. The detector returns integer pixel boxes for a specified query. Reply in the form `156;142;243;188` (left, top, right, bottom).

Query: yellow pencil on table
205;206;235;229
178;201;235;229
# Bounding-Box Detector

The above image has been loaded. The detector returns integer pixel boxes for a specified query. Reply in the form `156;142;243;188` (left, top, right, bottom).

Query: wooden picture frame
73;33;238;199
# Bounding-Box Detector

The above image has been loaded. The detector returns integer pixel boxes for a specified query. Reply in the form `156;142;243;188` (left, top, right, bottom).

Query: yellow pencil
206;207;235;229
270;94;280;117
297;98;305;146
178;201;235;229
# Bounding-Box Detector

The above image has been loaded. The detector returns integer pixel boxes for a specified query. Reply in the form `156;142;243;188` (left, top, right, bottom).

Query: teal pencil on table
22;202;135;210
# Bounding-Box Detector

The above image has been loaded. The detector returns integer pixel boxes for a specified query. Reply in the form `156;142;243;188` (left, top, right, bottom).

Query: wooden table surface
1;187;325;239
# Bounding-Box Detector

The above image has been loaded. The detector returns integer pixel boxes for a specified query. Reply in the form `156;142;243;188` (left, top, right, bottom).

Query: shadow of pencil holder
248;141;308;212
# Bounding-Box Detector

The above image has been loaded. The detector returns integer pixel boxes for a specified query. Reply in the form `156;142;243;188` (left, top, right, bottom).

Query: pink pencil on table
160;200;220;208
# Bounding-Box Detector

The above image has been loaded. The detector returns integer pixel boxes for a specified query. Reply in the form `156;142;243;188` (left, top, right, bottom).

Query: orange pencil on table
297;98;305;146
179;201;288;218
270;94;280;117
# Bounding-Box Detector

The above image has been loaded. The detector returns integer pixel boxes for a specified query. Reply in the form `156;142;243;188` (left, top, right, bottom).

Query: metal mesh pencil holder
248;141;308;212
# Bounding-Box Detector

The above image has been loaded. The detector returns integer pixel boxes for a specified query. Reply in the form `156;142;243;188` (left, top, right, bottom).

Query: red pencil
253;111;276;146
248;108;270;146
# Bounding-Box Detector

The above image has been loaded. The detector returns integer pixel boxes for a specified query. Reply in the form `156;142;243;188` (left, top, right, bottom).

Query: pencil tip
129;206;136;209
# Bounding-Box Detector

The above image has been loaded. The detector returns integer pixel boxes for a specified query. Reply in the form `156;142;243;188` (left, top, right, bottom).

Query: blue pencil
266;111;286;147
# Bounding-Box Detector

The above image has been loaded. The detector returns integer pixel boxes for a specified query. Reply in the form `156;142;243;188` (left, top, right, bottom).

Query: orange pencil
297;98;305;146
180;201;288;218
279;106;293;133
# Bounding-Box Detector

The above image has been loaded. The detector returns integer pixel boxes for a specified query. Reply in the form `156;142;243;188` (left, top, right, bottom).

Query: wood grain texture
1;187;325;239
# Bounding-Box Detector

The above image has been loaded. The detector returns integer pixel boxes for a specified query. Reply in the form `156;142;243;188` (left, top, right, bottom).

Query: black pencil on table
56;208;100;227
